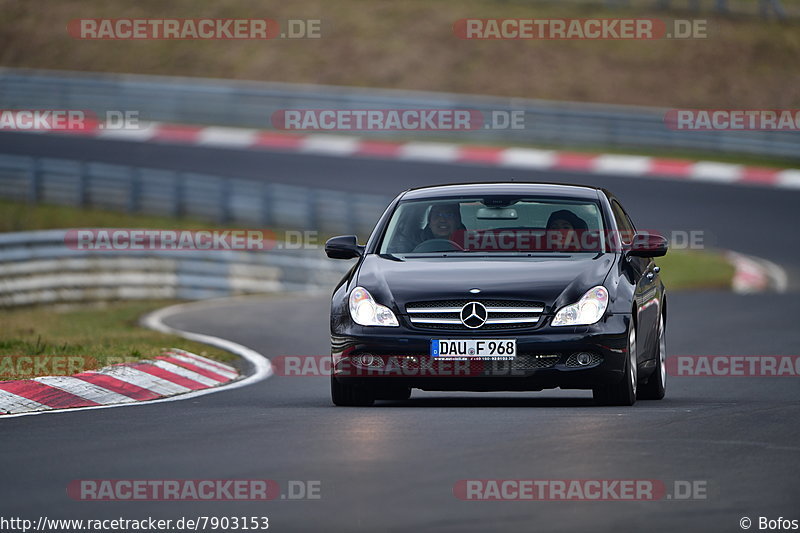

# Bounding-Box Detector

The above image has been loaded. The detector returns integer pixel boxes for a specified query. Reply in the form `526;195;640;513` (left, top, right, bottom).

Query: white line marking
760;257;789;293
1;299;272;419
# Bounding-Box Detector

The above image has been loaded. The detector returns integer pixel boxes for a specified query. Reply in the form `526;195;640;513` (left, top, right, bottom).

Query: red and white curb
0;300;272;418
0;349;238;415
726;251;789;294
40;121;800;190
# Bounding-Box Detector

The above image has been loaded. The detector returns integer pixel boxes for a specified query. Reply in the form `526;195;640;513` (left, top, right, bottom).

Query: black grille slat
406;299;544;331
407;299;542;309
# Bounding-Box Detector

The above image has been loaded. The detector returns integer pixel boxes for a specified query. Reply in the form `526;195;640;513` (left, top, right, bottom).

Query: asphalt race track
2;132;800;532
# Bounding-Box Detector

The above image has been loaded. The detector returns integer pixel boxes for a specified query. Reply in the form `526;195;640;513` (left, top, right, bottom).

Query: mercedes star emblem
460;302;488;328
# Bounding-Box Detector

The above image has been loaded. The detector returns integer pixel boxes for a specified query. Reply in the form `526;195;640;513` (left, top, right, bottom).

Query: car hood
356;253;616;314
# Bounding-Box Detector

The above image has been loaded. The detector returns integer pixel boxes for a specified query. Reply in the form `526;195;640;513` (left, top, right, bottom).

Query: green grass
2;0;798;110
656;249;735;291
0;198;228;233
0;300;236;380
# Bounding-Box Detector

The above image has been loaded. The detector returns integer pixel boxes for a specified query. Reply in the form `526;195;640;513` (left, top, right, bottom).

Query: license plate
431;339;516;359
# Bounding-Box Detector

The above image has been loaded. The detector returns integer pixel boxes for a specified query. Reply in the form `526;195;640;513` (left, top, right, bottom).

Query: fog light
576;353;593;366
352;354;387;367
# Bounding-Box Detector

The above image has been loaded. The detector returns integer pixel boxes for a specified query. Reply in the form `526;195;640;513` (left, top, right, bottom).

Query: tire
593;322;637;406
376;387;412;401
331;375;375;407
638;313;666;400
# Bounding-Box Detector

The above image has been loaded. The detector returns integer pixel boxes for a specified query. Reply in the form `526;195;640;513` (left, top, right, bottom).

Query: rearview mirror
325;235;364;259
627;232;668;258
476;207;518;220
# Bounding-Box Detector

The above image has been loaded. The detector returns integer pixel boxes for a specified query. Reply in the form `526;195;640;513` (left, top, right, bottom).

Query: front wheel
638;313;666;400
593;323;637;406
331;375;375;407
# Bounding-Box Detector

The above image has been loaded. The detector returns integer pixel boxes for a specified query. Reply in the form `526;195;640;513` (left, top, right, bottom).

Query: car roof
400;182;604;201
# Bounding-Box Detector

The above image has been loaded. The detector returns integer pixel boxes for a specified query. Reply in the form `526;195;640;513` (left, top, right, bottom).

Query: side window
611;200;635;245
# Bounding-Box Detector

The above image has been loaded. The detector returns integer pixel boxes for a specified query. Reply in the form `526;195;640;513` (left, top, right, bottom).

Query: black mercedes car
325;182;668;406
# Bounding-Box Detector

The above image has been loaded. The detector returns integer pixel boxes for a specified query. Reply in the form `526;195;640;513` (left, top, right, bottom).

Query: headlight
552;286;609;326
349;287;399;327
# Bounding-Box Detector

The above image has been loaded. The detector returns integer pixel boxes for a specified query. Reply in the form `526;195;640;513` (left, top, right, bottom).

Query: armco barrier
0;230;351;307
1;68;798;159
0;153;390;236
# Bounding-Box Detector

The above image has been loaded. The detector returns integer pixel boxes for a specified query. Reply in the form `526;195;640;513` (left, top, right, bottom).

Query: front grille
511;354;560;370
346;353;560;375
405;299;544;331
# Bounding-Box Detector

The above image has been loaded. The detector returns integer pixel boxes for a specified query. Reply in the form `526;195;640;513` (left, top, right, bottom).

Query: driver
423;203;465;241
385;202;466;253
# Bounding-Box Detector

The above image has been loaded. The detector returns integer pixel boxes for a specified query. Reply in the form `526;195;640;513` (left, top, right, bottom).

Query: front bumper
331;314;631;392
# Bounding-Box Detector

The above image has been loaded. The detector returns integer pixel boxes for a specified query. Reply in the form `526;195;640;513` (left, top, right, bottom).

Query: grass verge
2;0;798;110
0;198;232;233
657;249;735;291
0;300;236;381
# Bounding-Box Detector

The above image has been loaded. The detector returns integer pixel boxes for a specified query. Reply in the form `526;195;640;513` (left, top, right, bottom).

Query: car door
611;199;659;363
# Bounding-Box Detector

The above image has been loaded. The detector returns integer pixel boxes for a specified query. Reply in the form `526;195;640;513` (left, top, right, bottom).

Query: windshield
378;196;607;255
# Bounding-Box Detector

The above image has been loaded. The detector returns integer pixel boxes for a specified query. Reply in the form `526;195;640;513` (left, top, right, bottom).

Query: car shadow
376;396;598;408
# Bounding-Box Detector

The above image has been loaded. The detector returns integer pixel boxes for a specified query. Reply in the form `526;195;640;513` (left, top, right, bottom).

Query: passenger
546;210;587;231
545;210;588;251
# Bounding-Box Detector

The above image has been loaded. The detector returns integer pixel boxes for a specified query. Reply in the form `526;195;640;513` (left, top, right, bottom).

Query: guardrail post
218;178;232;224
346;194;357;235
78;161;89;208
27;157;41;204
173;172;185;218
260;183;273;227
128;166;141;213
308;188;320;231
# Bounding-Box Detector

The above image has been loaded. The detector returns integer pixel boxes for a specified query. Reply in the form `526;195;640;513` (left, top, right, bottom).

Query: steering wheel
412;239;465;253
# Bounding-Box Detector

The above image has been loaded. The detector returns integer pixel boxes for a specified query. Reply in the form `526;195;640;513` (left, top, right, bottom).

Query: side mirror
627;232;668;258
325;235;364;259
